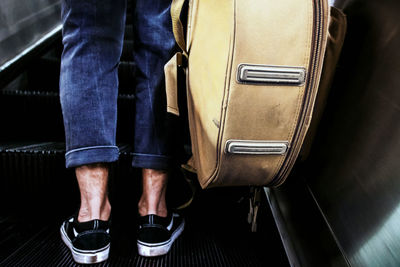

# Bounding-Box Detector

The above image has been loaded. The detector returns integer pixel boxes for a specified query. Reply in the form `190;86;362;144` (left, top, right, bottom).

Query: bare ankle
76;163;111;222
78;197;111;222
138;168;168;217
100;200;112;220
138;199;167;217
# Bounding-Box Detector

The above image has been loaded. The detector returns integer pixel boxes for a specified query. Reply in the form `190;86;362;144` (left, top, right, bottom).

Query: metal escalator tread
1;227;262;266
0;142;133;195
0;189;288;266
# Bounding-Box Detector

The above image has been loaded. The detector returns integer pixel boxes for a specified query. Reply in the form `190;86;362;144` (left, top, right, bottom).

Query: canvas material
166;0;346;188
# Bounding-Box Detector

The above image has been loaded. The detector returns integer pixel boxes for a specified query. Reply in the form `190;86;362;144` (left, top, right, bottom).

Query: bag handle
171;0;187;56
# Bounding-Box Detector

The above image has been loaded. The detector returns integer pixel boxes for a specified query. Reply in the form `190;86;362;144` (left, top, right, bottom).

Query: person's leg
60;0;126;220
132;0;185;257
132;0;177;217
59;0;126;263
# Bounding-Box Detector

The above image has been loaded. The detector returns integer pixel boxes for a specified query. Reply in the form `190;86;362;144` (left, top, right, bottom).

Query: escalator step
121;40;134;61
1;142;67;198
0;214;50;264
118;61;136;93
0;188;289;267
0;91;135;142
26;57;60;91
0;92;66;141
126;14;133;25
0;142;133;200
0;227;269;267
124;24;134;41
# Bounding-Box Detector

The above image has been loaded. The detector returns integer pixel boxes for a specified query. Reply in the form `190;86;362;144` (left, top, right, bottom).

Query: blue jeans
60;0;177;170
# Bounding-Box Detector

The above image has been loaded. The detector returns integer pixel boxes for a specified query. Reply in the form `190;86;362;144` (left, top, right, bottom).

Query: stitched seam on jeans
65;146;119;156
131;153;171;159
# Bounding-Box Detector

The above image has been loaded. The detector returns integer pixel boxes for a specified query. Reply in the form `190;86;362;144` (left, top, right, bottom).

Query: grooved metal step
0;188;289;267
0;142;132;197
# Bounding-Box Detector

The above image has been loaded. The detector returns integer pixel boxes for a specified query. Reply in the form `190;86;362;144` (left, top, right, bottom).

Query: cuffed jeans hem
131;153;173;170
65;146;120;168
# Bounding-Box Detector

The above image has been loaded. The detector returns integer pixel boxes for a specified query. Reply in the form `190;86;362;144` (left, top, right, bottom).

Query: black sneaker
60;216;111;264
137;213;185;257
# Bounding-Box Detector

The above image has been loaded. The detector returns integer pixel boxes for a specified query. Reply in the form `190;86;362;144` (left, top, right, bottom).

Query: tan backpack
165;0;347;188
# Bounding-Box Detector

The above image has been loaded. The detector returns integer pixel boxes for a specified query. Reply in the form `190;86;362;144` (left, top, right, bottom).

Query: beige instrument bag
165;0;347;188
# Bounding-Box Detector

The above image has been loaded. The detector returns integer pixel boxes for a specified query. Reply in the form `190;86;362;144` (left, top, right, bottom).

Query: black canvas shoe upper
63;216;111;251
137;213;182;244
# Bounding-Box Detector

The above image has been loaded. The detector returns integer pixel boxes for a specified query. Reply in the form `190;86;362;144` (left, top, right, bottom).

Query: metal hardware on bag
237;64;306;85
225;140;288;155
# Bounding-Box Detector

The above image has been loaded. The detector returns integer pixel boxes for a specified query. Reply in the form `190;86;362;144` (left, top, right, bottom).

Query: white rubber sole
137;218;185;257
60;224;110;264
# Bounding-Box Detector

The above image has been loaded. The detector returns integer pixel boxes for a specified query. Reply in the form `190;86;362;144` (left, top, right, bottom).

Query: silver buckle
225;140;289;155
237;64;306;85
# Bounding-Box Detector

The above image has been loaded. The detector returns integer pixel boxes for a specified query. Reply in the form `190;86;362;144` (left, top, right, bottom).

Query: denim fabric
132;0;177;170
60;0;177;169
